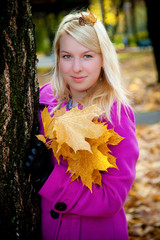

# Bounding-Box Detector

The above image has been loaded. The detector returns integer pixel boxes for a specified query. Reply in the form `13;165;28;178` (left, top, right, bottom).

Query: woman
26;9;139;240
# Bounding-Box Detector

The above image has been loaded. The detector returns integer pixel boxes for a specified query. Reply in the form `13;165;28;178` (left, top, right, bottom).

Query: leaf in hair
79;9;97;26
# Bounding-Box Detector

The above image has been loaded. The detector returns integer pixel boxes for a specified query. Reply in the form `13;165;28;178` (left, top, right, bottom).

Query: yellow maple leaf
41;107;55;139
36;134;46;144
50;128;123;192
80;9;97;26
53;105;105;153
37;105;124;192
107;128;124;146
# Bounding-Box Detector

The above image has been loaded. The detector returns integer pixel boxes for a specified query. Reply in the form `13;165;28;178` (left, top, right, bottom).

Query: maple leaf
49;125;123;192
53;105;105;152
36;134;46;144
41;107;55;139
70;127;122;191
37;105;124;192
80;9;97;26
107;128;124;146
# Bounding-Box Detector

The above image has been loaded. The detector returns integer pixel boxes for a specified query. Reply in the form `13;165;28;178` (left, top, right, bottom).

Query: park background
33;0;160;239
0;0;160;239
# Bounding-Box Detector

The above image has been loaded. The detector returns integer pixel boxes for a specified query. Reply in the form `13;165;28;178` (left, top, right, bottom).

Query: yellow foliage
104;12;117;25
89;0;118;26
37;105;124;192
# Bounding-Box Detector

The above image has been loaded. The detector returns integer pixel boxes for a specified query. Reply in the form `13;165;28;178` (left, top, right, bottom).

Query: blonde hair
51;10;129;122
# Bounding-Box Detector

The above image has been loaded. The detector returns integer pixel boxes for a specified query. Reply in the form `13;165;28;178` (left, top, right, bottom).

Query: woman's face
59;34;103;99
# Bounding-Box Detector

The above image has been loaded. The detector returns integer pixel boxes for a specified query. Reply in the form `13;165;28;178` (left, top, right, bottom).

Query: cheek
59;61;71;74
84;60;102;74
87;65;101;77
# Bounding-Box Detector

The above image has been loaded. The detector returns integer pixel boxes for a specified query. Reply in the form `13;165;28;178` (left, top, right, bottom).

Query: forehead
59;33;91;53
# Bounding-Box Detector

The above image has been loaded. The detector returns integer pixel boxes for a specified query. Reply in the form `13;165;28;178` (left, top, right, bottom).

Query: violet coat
38;82;139;240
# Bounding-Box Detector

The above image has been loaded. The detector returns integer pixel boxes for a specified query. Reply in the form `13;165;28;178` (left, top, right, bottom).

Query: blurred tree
0;0;40;239
45;13;57;49
109;0;124;39
130;0;137;41
90;0;120;39
99;0;105;23
31;0;89;54
90;0;148;45
144;0;160;83
33;15;52;54
33;12;66;54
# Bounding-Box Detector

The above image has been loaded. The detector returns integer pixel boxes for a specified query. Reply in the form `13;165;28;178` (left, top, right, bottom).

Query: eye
63;55;71;59
84;55;93;59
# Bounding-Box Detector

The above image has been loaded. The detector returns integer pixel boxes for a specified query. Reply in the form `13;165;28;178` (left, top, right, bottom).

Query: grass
117;48;152;61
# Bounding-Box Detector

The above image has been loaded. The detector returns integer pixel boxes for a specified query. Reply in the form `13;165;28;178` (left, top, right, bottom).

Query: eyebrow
60;50;94;54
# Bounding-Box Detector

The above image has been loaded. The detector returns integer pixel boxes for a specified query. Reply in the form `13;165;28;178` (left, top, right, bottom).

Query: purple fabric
38;82;139;240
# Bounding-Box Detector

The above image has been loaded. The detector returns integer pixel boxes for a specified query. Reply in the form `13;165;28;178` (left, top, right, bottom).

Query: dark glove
25;136;53;191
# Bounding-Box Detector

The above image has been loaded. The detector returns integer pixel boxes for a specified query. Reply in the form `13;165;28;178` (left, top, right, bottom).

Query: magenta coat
38;82;139;240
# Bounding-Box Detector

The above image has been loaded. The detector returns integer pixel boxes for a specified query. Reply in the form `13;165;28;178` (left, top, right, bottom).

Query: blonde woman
26;10;139;240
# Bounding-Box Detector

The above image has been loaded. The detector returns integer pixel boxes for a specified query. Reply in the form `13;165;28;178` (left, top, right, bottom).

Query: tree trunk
99;0;104;24
0;0;40;239
130;0;137;43
145;0;160;83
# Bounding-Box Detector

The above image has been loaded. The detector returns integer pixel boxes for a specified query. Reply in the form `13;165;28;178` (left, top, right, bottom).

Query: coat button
55;202;67;211
50;209;59;219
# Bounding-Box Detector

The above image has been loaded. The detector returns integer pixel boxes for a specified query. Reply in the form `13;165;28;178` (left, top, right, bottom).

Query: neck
72;95;85;107
70;91;87;107
70;81;99;107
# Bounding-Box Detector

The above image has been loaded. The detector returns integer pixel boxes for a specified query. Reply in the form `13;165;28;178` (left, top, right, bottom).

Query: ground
37;48;160;240
125;123;160;240
118;49;160;239
119;48;160;112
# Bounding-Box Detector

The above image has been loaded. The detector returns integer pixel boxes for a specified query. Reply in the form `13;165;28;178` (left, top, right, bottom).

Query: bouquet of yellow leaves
36;105;124;192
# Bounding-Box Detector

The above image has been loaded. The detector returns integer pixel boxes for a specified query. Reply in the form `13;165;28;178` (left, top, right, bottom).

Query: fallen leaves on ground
128;80;160;112
119;50;160;112
124;122;160;240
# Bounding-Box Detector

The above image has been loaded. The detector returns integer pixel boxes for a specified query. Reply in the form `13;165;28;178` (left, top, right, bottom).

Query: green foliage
135;3;147;32
136;31;148;40
33;12;67;54
113;34;122;44
33;16;51;54
32;0;149;53
127;34;136;46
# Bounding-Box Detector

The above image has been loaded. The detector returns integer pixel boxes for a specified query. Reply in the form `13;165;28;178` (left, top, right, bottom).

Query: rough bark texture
0;0;40;239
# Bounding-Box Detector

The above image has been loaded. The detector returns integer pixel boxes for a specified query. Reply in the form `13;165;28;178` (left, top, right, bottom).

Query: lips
71;76;87;83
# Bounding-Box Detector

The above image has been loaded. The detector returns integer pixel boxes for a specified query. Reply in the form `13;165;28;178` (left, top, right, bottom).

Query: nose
72;58;82;73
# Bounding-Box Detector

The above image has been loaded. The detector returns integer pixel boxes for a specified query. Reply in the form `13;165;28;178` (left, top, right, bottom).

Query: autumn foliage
37;105;124;192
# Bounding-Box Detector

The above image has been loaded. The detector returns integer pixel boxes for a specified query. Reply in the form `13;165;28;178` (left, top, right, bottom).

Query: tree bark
0;0;40;239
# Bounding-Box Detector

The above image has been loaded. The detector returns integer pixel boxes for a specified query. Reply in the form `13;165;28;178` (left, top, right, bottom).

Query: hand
25;136;53;191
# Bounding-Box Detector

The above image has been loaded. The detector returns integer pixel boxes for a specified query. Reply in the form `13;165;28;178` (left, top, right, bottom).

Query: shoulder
108;102;136;135
39;82;57;107
111;102;135;124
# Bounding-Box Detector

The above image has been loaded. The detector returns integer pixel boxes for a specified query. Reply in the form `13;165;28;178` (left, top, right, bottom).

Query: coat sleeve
38;82;57;135
38;102;139;218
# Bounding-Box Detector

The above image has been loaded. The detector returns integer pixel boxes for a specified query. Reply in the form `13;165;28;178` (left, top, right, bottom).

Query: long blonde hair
51;10;129;122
